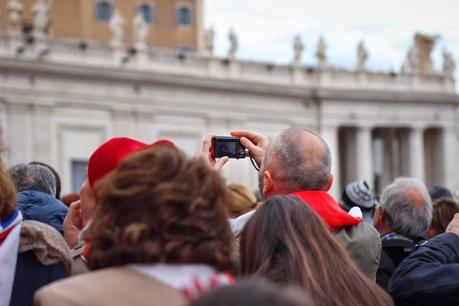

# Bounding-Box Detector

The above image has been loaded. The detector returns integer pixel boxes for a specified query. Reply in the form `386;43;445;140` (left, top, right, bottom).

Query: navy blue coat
388;233;459;306
10;251;66;306
16;191;68;235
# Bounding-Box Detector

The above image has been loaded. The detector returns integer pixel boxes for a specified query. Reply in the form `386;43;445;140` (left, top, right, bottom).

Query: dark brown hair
430;197;459;236
240;195;392;306
86;145;234;271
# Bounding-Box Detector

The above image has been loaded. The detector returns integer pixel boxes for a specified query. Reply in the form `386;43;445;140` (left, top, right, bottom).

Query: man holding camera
225;128;381;280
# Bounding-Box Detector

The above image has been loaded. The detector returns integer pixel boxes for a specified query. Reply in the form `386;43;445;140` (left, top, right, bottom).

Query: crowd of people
0;127;458;306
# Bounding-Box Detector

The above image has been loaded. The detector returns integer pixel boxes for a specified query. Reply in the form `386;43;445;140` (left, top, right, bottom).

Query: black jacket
10;251;66;306
376;233;425;290
388;233;459;306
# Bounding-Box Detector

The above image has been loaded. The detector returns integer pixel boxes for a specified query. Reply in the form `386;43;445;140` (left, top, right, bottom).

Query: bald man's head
261;128;331;194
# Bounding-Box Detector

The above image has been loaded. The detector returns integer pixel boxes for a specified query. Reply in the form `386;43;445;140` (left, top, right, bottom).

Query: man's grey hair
8;163;57;196
266;128;331;192
380;177;432;238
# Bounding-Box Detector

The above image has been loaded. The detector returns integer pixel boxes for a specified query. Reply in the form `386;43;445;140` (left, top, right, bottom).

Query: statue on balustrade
6;0;23;38
32;0;52;40
292;35;304;67
356;40;368;73
228;29;238;60
316;36;327;70
109;8;125;49
133;10;149;51
442;50;456;78
203;27;215;56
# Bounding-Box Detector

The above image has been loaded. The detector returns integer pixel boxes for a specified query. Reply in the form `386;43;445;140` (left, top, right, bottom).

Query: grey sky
205;0;459;80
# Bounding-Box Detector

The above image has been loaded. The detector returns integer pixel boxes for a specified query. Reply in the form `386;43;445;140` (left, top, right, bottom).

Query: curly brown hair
85;145;234;271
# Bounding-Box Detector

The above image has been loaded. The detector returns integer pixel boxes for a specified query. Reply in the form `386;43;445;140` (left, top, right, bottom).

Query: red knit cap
87;137;175;188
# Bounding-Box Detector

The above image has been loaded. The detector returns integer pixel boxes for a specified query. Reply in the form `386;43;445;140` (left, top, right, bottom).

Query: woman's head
86;145;234;271
240;195;392;306
427;197;459;238
226;183;257;218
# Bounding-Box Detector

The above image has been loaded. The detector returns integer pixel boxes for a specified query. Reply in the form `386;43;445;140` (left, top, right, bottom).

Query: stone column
321;124;340;199
442;126;459;192
408;127;425;181
356;125;374;188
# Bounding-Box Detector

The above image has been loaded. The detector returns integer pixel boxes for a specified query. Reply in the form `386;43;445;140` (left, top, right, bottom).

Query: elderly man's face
79;179;96;226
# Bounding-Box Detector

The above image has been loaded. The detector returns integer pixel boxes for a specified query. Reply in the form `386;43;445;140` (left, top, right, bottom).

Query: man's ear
262;170;274;198
373;207;386;229
324;175;334;192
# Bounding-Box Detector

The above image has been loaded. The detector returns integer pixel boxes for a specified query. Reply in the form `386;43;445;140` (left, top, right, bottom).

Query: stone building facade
0;1;458;197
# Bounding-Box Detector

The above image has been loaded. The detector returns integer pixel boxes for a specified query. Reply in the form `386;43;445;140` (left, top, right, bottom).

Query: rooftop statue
6;0;23;38
316;36;327;70
228;29;238;60
109;8;125;49
356;40;368;73
203;27;215;56
32;0;51;39
442;50;456;78
133;10;149;51
292;35;304;67
401;46;419;74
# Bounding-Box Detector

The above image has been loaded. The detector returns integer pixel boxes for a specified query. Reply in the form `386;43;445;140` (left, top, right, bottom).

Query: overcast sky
204;0;459;80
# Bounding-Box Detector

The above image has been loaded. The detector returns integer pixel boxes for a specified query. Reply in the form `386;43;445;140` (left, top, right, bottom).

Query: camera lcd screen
212;136;245;159
216;141;237;157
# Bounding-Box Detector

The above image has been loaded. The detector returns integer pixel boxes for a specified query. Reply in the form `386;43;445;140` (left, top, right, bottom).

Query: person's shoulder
35;267;186;306
19;220;72;273
34;268;134;306
335;221;380;243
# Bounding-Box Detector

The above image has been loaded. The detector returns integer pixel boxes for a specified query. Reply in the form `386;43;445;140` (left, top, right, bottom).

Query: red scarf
0;226;16;246
291;190;361;232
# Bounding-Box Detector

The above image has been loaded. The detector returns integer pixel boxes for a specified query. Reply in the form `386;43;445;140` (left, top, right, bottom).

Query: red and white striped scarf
130;263;234;300
0;209;23;306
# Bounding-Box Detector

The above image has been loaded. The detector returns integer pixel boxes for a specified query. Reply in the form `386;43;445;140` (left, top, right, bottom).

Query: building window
176;6;193;26
137;4;155;23
95;1;113;22
71;160;87;192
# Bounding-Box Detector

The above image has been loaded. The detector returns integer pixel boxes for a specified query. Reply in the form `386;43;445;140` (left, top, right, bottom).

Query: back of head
265;128;331;193
226;183;257;218
189;280;315;306
429;185;453;201
341;180;375;211
86;145;234;271
240;195;392;306
380;177;432;238
29;161;61;199
430;197;459;236
87;137;175;189
8;163;56;196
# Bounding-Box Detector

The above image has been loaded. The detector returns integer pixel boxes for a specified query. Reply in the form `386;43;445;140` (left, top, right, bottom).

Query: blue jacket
388;233;459;306
11;251;66;306
16;190;68;235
